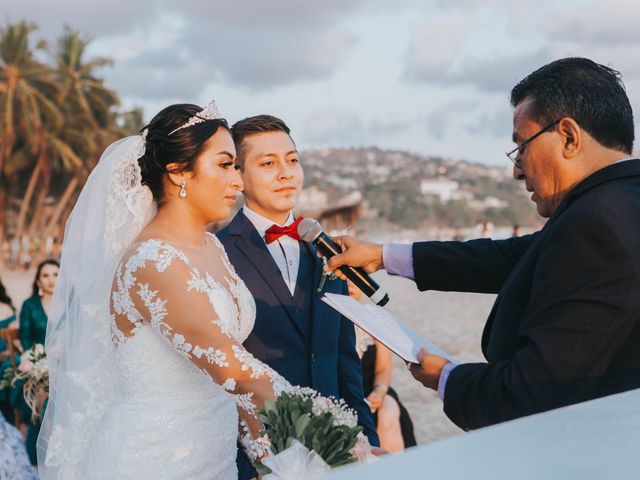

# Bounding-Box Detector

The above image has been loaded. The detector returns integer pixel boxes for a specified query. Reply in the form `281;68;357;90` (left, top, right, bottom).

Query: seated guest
349;282;416;452
0;414;38;480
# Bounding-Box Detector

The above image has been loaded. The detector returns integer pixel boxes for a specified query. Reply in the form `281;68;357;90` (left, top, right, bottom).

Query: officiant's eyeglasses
506;119;560;169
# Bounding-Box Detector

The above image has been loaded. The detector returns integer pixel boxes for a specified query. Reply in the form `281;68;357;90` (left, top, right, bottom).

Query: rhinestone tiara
168;100;223;135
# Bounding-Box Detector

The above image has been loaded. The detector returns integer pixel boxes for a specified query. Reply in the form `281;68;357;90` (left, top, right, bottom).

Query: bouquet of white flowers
255;386;373;479
0;343;48;420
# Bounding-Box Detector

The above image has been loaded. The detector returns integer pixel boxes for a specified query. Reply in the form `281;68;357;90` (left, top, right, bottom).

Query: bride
38;102;294;479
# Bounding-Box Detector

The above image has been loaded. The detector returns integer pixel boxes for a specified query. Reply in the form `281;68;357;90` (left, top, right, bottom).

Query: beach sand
373;271;494;444
1;267;495;445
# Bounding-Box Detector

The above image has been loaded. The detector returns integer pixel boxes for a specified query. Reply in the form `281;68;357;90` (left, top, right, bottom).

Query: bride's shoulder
118;238;190;274
206;231;224;249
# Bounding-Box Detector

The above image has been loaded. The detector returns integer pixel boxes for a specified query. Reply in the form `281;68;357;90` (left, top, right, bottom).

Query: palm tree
0;21;61;179
0;21;62;252
52;27;122;152
0;22;138;262
27;27;132;255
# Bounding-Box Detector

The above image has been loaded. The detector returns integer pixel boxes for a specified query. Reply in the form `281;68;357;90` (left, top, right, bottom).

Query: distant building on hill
297;185;328;212
420;179;460;203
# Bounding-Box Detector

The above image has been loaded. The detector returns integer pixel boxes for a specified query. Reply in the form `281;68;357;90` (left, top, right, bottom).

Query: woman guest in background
20;260;59;350
349;282;417;452
0;277;18;424
18;259;59;465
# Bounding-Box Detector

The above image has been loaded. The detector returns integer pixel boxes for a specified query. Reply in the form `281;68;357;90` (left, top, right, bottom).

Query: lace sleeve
111;241;291;461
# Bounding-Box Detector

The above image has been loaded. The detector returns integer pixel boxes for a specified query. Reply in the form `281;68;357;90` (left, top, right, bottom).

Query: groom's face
239;131;303;223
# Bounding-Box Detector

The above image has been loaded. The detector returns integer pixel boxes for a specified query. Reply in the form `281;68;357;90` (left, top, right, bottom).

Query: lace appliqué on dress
111;239;292;462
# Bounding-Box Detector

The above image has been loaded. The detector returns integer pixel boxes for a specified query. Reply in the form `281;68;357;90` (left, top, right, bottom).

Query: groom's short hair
231;115;292;170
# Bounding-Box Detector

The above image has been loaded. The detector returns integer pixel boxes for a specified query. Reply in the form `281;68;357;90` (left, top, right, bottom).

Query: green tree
0;21;62;250
0;21;137;264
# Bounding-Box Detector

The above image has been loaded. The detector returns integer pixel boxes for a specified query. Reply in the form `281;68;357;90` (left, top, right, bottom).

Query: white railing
325;388;640;479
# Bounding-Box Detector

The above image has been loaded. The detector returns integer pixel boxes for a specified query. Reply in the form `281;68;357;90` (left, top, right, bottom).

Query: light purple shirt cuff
382;243;414;279
438;362;457;401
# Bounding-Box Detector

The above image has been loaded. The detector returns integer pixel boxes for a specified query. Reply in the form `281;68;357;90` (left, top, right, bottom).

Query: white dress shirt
243;206;300;296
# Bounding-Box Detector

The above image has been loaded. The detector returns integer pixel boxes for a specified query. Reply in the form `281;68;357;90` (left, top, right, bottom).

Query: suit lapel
306;241;324;297
230;212;309;341
303;241;327;352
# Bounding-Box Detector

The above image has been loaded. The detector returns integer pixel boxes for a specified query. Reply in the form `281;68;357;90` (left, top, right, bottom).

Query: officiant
326;57;640;431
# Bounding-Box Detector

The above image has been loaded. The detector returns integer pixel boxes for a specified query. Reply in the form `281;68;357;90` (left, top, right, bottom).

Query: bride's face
181;128;243;223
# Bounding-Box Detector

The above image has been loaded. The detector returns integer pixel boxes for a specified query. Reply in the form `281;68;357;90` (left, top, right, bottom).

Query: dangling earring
38;287;43;297
179;180;187;198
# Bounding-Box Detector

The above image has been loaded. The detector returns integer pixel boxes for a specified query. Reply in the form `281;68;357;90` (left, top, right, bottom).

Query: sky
4;0;640;165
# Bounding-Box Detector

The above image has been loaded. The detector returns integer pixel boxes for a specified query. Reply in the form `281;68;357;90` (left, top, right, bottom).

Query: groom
217;115;378;480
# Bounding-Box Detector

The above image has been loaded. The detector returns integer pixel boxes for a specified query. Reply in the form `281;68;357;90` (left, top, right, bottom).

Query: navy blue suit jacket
413;160;640;431
217;211;378;480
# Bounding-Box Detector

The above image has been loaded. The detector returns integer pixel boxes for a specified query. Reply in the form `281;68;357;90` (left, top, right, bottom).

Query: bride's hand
366;388;385;412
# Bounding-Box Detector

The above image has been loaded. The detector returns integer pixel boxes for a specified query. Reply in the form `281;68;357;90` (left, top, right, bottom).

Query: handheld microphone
297;218;390;306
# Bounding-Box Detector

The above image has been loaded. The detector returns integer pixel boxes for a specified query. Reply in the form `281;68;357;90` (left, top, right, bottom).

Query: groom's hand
410;348;450;391
325;236;384;279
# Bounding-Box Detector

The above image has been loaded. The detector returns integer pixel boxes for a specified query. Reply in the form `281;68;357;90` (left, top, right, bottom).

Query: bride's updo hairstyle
138;103;229;202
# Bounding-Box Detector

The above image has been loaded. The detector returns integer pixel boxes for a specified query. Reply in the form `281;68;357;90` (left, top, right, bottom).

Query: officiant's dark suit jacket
217;211;378;480
413;160;640;431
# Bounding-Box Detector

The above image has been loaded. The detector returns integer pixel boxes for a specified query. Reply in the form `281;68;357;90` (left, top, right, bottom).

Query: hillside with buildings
297;147;542;230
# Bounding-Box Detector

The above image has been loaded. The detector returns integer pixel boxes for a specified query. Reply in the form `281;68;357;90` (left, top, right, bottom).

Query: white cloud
300;107;411;147
542;0;640;47
425;99;478;139
404;14;473;83
5;0;640;165
4;0;366;92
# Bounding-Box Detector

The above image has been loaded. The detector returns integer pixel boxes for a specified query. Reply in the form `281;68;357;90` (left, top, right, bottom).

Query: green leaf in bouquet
320;431;347;460
285;436;297;450
332;453;358;468
262;398;277;416
310;420;332;453
294;413;311;437
312;436;323;454
325;430;345;449
254;462;272;476
0;367;16;391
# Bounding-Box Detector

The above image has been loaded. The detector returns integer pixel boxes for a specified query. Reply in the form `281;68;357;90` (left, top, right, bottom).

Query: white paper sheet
322;293;455;364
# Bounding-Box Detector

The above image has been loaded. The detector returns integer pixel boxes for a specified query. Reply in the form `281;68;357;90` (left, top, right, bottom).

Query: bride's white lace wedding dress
38;134;298;479
79;234;290;479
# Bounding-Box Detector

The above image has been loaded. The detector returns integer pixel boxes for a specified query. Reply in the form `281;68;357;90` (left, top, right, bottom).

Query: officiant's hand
325;236;384;279
410;348;450;391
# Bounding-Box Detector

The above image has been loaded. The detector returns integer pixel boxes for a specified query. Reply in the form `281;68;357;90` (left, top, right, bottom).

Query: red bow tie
265;217;304;244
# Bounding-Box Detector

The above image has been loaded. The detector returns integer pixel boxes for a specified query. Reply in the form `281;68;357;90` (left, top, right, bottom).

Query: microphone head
297;218;322;242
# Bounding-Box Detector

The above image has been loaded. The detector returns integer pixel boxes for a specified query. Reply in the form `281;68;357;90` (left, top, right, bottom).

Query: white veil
37;134;156;479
